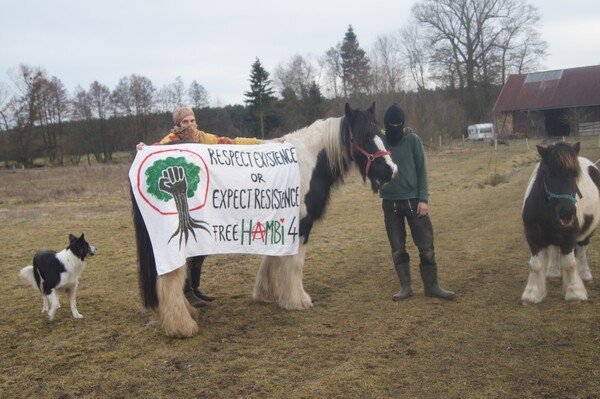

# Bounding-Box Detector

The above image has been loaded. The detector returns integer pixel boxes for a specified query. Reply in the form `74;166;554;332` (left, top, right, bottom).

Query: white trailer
467;123;494;140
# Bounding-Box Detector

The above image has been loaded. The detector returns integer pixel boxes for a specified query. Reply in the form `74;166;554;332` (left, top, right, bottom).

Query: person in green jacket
380;103;455;300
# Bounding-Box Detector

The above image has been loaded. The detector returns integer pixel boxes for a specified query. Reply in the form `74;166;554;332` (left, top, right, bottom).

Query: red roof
492;65;600;113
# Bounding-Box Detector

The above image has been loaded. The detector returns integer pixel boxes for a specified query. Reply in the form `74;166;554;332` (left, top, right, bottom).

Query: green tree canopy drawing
145;156;200;201
145;156;210;248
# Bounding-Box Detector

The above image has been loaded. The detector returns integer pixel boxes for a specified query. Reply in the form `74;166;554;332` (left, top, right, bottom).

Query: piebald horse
522;142;599;304
133;103;398;337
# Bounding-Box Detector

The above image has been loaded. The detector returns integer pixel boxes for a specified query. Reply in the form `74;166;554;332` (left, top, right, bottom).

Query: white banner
129;142;300;275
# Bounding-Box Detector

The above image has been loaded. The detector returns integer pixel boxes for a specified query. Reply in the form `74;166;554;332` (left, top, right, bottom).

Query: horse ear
573;142;581;155
367;102;376;115
537;145;549;160
344;103;352;119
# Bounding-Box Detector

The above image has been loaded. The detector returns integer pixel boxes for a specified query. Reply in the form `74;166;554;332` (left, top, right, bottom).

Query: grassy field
1;137;599;398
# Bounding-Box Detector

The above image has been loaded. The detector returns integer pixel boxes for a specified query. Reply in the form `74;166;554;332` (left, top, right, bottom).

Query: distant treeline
3;0;547;167
0;84;500;168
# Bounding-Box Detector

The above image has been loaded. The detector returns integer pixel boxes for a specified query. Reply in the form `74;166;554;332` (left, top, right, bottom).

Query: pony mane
544;143;581;176
288;116;347;176
321;117;347;176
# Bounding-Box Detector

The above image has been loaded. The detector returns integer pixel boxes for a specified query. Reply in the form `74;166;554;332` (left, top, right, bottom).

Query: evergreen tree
340;25;372;97
244;57;275;139
305;81;324;124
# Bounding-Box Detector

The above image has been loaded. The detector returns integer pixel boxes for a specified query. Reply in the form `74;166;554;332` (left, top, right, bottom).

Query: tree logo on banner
145;156;211;248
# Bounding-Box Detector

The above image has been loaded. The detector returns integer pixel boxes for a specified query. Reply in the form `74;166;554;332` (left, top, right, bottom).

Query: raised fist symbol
159;166;187;195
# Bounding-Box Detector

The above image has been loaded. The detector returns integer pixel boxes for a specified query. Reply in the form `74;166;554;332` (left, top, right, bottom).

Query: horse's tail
131;188;159;310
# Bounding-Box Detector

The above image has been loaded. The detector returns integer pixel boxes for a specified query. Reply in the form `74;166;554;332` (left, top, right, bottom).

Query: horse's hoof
521;297;541;306
565;295;587;303
252;292;277;303
188;305;200;321
165;322;198;338
278;297;313;310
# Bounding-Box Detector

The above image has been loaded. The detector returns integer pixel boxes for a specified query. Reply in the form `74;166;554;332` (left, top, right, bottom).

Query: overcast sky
1;0;599;106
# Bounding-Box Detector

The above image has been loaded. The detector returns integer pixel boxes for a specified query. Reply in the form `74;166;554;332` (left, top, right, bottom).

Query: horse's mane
544;142;581;176
286;116;346;176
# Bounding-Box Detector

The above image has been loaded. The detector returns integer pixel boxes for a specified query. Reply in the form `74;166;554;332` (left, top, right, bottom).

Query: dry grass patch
1;138;599;398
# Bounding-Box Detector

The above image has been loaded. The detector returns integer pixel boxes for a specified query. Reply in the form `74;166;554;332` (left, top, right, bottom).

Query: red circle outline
136;148;210;215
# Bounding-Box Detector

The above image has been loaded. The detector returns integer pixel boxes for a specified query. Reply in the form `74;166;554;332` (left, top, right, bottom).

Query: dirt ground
1;138;599;398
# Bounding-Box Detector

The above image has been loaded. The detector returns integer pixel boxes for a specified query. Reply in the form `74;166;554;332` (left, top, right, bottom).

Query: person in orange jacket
136;106;265;307
136;106;262;150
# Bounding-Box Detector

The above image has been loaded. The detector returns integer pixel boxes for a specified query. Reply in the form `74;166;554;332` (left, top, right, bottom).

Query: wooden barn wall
495;106;600;137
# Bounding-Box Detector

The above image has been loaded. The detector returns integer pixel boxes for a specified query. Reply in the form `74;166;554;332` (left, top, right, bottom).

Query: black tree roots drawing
159;166;210;249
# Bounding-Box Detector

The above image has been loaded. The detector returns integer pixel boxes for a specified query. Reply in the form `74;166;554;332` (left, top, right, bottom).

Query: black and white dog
19;234;96;321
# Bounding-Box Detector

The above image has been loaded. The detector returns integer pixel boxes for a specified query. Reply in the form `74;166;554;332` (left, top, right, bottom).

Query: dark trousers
382;199;435;267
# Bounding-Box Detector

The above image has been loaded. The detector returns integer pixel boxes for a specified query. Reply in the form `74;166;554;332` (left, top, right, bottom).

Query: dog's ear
79;233;85;241
69;234;77;243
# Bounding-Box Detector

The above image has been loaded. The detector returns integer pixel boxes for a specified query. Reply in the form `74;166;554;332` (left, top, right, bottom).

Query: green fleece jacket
379;127;429;202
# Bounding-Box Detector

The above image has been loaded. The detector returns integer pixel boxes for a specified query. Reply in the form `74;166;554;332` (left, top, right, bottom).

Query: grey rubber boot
393;263;413;300
420;264;455;299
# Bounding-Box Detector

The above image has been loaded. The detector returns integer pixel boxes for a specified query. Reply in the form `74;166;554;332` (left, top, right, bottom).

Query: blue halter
544;180;582;203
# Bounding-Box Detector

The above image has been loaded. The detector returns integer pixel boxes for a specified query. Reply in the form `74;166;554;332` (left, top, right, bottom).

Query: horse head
537;142;582;228
343;102;398;192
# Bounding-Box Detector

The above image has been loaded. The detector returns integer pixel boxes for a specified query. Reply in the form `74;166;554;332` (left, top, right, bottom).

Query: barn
492;64;600;138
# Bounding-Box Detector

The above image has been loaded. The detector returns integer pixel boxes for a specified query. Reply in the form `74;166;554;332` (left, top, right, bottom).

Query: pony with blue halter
133;103;398;337
521;142;600;304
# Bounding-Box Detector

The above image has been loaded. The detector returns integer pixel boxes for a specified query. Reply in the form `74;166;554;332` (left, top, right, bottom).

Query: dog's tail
19;266;40;291
131;187;159;310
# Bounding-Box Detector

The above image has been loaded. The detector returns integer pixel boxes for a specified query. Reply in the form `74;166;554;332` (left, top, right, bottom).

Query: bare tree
411;0;546;123
4;65;49;165
171;76;186;108
188;80;209;109
319;45;343;98
275;55;325;129
111;74;155;146
36;76;69;164
88;81;109;122
156;76;188;113
274;54;317;99
0;82;11;131
70;86;94;164
72;86;92;121
88;81;112;161
130;74;155;117
156;85;176;113
370;34;405;94
399;24;429;91
111;77;133;117
497;16;548;83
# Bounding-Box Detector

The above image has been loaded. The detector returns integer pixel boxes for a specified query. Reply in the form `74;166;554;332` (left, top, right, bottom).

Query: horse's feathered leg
561;251;588;301
575;242;593;282
546;245;561;279
277;243;313;310
157;265;199;338
522;249;549;304
253;255;281;303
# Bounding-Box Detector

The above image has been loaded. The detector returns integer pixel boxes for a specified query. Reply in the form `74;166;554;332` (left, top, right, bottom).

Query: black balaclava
384;103;405;146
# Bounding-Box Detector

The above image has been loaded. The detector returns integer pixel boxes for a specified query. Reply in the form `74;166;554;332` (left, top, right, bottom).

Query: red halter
348;127;391;176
